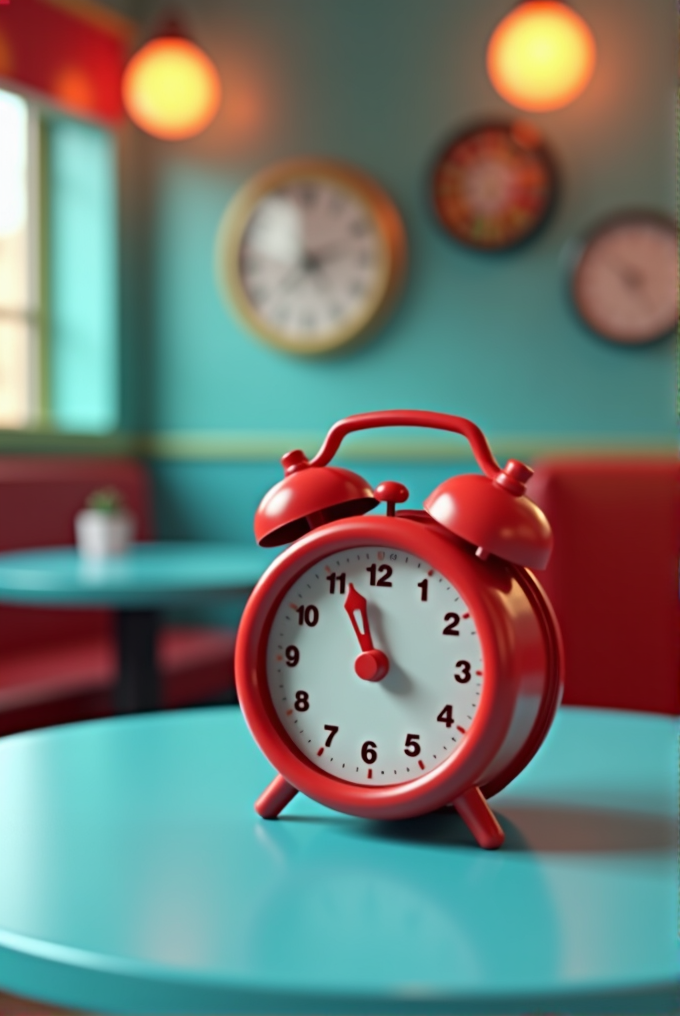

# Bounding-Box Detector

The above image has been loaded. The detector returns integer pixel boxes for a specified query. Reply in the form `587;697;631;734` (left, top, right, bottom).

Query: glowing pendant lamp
487;2;596;111
122;20;221;140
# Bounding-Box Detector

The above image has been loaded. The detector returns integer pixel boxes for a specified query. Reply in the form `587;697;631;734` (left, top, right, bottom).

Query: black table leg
114;609;161;713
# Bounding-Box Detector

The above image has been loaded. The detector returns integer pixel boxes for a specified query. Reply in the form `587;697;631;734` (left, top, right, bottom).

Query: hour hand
344;583;374;651
344;584;389;682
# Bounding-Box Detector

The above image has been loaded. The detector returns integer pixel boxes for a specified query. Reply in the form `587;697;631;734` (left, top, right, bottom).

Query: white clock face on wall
216;159;407;355
571;213;678;345
266;546;484;787
240;183;382;343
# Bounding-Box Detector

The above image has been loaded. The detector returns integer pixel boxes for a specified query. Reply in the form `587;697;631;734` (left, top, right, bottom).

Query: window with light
0;86;119;434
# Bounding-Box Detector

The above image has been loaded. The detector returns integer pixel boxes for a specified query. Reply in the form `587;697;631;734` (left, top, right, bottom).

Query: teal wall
132;0;676;549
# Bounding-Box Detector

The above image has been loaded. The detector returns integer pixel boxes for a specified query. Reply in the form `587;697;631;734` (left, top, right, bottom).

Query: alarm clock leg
255;774;298;819
451;786;504;849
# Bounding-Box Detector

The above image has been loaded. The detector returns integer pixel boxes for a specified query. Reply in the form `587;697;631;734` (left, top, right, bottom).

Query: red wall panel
0;0;129;122
528;458;679;715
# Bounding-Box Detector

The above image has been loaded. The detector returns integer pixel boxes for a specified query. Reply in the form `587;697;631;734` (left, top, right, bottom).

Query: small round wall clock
235;410;564;850
432;121;556;250
215;158;407;355
570;212;677;345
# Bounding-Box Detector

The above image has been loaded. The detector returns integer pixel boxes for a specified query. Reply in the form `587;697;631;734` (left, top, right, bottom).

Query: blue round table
0;544;270;712
0;706;676;1015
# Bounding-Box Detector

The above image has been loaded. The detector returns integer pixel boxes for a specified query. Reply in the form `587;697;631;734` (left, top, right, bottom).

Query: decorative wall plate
216;159;407;355
570;212;677;345
432;121;556;249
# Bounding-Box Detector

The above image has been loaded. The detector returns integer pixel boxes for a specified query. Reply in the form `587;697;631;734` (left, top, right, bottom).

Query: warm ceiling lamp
122;22;221;140
487;2;596;111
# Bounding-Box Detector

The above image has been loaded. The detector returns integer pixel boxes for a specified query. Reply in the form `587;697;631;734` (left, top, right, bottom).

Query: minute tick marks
266;544;483;787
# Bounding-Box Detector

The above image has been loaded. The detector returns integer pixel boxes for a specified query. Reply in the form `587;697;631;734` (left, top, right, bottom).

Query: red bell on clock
255;450;377;547
423;460;553;568
236;411;563;849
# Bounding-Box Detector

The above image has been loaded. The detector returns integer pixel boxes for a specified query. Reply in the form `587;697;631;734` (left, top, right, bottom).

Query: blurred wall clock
432;121;556;250
570;212;677;345
216;159;407;355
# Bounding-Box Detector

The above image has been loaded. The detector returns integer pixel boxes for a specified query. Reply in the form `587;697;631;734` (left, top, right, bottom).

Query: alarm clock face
265;546;483;787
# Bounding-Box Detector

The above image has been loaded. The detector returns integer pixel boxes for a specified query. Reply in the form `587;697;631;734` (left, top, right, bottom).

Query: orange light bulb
122;36;221;140
487;2;596;111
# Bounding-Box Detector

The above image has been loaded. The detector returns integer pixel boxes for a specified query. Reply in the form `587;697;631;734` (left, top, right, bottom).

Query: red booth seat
528;457;679;715
0;457;236;736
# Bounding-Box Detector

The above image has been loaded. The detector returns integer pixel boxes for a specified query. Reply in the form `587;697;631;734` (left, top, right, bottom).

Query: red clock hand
344;583;374;651
344;583;389;682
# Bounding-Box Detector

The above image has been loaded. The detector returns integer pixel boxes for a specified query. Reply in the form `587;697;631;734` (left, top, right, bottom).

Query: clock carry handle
309;410;553;570
255;408;553;566
308;410;502;477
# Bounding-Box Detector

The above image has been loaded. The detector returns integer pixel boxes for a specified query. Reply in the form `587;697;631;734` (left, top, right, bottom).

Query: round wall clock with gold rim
215;158;407;355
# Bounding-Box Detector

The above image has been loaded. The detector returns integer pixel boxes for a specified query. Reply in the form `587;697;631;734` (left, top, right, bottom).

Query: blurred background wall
111;0;676;545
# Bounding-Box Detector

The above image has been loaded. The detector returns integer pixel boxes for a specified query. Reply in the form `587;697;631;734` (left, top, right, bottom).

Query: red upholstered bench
0;457;236;736
528;457;679;715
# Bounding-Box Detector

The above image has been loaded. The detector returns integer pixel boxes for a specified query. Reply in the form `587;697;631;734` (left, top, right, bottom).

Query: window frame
0;81;125;449
0;88;42;429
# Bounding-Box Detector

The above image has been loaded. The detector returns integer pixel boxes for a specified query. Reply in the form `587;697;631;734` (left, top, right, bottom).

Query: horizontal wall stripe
1;428;675;462
0;427;137;457
141;431;678;463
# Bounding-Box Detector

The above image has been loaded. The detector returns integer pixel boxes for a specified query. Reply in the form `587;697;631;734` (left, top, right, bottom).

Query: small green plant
85;487;126;513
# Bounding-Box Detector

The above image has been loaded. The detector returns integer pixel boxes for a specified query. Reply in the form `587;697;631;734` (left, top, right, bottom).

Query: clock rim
569;210;678;346
430;120;558;252
215;157;407;355
236;515;525;820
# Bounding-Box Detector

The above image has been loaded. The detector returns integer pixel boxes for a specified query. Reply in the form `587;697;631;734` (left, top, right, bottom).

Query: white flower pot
74;509;135;560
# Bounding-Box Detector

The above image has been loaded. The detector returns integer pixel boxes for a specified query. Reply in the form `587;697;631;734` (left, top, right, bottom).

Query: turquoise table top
0;706;676;1015
0;543;271;608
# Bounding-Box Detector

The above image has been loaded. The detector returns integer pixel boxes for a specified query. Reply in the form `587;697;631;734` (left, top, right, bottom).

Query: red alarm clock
235;411;563;849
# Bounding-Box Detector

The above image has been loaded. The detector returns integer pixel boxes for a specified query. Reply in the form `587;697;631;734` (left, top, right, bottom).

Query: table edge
0;926;678;1016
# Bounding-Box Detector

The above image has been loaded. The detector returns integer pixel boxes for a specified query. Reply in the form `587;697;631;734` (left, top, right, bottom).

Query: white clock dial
572;214;677;344
266;546;484;787
239;180;382;345
217;159;406;354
